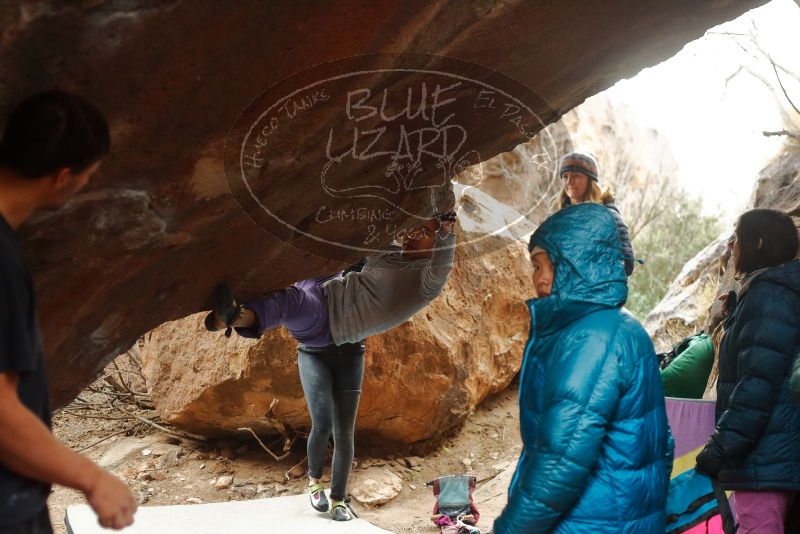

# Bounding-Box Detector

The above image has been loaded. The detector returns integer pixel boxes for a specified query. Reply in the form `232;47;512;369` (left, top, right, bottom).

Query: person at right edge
554;151;636;276
696;208;800;534
493;203;672;533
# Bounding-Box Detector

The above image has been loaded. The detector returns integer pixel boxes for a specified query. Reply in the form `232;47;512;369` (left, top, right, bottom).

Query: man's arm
605;204;635;275
0;372;137;530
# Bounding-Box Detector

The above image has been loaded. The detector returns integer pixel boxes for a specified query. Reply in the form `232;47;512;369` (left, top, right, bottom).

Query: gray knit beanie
558;151;599;182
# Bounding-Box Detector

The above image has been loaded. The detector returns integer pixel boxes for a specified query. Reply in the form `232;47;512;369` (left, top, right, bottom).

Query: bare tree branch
284;456;308;481
76;426;141;453
776;63;800;85
707;31;750;37
763;130;800;140
724;65;745;88
769;57;800;116
238;427;292;462
120;409;207;442
717;21;799;133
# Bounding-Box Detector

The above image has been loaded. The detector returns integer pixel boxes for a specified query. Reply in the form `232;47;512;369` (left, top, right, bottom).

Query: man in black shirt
0;91;136;532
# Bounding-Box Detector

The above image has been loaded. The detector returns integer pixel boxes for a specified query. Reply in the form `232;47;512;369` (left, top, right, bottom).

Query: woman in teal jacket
494;203;673;533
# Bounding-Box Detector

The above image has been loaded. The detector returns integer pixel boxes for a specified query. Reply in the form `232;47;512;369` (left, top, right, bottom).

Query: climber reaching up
205;187;457;522
203;207;457;523
203;211;457;346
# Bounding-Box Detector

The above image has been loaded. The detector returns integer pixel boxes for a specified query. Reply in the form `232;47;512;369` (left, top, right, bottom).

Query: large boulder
750;149;800;218
643;234;728;352
0;1;764;407
140;189;535;446
644;146;799;388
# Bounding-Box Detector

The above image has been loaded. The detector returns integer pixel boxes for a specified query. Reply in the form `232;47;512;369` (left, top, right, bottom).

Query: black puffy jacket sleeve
604;203;635;276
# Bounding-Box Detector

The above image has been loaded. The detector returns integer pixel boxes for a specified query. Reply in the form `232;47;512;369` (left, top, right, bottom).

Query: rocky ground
48;381;521;534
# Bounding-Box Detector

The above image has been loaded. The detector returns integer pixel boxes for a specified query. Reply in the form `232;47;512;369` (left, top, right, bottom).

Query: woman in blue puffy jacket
695;208;800;534
493;203;673;533
553;151;636;276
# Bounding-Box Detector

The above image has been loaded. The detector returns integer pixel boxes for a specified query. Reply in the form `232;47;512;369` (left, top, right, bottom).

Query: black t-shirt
0;213;51;526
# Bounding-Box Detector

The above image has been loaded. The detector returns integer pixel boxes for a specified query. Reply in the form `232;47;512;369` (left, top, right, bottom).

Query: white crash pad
65;494;393;534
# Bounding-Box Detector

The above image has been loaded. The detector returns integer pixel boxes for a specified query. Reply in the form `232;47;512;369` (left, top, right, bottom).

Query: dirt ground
49;385;522;533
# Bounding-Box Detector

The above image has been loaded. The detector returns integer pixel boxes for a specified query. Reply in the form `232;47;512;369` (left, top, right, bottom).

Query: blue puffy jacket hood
529;203;628;337
495;203;673;534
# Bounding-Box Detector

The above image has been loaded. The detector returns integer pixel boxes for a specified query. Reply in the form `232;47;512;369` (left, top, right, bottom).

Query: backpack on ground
666;468;736;534
659;332;714;399
427;475;481;533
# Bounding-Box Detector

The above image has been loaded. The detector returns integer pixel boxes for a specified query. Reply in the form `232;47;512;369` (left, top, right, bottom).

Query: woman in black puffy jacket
696;208;800;534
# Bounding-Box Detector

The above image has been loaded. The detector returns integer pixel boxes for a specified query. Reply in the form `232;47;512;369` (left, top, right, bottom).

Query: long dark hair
735;208;799;274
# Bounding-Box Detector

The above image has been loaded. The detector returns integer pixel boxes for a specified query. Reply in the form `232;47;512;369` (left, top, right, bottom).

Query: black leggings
297;341;365;501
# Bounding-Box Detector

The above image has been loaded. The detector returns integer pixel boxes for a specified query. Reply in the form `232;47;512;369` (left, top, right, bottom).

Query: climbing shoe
203;282;240;337
330;500;355;522
309;482;329;513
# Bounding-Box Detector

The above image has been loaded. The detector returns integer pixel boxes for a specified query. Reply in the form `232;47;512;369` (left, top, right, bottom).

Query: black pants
297;341;365;502
1;507;53;534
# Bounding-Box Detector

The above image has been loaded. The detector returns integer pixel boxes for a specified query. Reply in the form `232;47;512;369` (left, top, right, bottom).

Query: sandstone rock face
479;92;681;228
141;190;534;446
646;147;799;356
750;149;800;219
706;147;800;335
643;234;728;352
0;1;764;406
